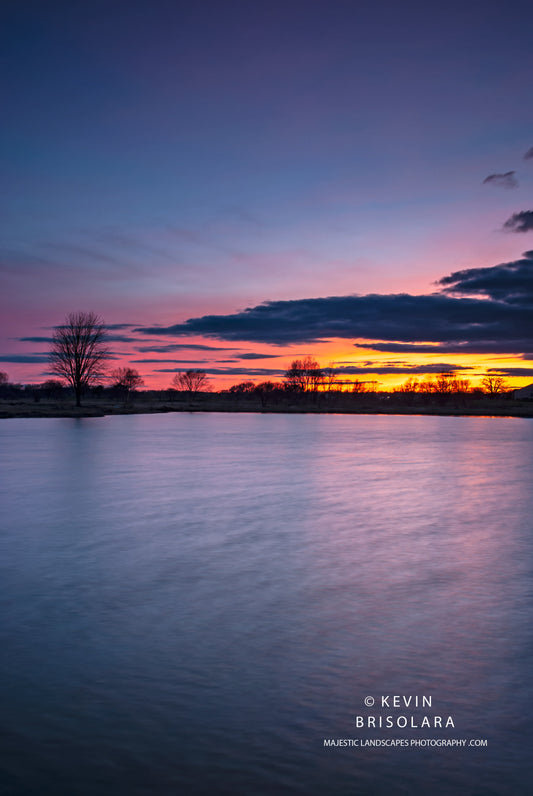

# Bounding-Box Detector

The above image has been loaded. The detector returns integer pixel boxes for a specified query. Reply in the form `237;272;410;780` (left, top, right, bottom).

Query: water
1;412;532;795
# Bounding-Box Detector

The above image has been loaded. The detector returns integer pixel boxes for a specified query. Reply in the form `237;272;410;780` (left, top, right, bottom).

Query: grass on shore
1;393;532;419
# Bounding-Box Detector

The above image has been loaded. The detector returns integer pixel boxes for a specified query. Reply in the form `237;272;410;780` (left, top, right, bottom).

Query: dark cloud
329;363;473;375
354;340;533;355
237;352;282;359
503;211;533;233
134;343;236;353
524;147;533;160
487;366;533;377
438;250;533;304
134;253;533;357
155;367;284;377
17;336;54;343
19;333;144;345
131;359;209;365
46;332;136;344
135;293;532;348
154;363;474;378
483;171;518;189
0;354;49;363
16;325;136;344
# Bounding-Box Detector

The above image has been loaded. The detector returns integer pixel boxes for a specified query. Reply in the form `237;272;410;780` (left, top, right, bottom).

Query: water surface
1;413;532;794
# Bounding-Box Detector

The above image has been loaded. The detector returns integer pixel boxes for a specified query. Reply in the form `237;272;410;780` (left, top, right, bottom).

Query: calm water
1;413;532;795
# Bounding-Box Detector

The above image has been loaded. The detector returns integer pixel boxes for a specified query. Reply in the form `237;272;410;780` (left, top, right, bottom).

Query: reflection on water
1;413;532;795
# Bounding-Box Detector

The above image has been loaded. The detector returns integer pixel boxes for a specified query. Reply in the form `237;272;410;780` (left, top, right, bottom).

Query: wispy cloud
487;366;533;377
237;352;282;360
154;367;284;377
524;147;533;160
0;354;49;363
483;171;518;189
131;359;210;365
17;333;138;344
354;340;533;354
133;343;237;353
16;336;55;344
503;211;533;233
329;363;473;375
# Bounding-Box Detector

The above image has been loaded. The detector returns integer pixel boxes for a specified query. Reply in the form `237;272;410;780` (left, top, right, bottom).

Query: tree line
0;311;514;406
45;311;209;405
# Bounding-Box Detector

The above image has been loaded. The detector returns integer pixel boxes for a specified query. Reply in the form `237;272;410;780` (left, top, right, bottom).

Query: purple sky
1;0;532;389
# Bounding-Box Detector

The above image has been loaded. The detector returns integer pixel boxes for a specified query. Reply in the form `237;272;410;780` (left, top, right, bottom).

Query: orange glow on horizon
130;336;532;393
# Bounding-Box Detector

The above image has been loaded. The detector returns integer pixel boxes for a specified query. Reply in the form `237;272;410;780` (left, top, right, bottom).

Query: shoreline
2;398;533;420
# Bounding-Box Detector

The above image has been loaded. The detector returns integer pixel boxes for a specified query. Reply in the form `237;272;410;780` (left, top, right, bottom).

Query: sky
1;0;532;390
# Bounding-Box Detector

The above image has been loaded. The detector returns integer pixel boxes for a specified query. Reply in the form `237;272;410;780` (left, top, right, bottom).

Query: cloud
154;367;284;377
17;336;55;343
153;363;474;379
483;171;518;189
135;293;532;348
503;211;533;233
133;253;533;356
487;366;533;377
237;352;282;359
19;333;136;344
107;335;142;343
438;250;533;304
131;359;210;364
134;343;236;353
354;340;533;354
0;354;49;363
524;147;533;160
328;363;473;375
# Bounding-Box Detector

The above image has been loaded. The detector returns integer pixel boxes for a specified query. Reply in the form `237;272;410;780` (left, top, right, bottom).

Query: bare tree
40;379;64;400
454;377;471;394
433;372;457;394
171;369;209;394
254;380;283;408
49;312;109;406
229;381;256;393
394;377;420;393
111;367;144;401
323;367;340;392
418;377;436;393
0;371;8;385
351;379;367;393
284;356;323;391
481;374;508;395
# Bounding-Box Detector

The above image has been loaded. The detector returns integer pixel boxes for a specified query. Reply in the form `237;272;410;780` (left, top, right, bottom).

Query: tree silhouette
111;367;144;401
229;381;256;393
171;370;209;394
284;356;323;391
49;312;109;406
394;377;420;393
40;379;64;400
323;367;340;392
351;379;367;393
419;372;470;395
254;380;283;408
481;374;508;395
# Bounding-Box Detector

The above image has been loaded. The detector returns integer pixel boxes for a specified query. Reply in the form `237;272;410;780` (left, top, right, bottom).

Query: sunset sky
1;0;532;390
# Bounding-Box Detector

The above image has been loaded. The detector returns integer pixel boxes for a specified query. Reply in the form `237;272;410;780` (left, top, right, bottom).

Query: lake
1;412;532;795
